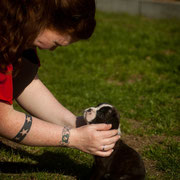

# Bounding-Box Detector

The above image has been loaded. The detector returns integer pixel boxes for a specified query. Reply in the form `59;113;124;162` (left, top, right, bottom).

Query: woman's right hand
70;124;120;157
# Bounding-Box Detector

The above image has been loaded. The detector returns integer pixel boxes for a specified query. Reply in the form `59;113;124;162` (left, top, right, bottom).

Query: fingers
100;129;119;138
92;123;112;131
103;134;120;145
98;127;120;146
90;141;117;157
101;143;115;152
92;124;119;138
96;149;114;157
90;123;120;153
75;124;120;157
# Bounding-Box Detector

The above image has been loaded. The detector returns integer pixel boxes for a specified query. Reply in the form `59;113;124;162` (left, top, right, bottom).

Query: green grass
143;140;180;180
1;12;180;179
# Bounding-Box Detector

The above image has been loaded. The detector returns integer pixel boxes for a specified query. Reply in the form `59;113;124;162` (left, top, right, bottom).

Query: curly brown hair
0;0;96;73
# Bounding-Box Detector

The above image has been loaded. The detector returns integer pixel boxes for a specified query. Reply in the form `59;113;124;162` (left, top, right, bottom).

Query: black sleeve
13;49;39;99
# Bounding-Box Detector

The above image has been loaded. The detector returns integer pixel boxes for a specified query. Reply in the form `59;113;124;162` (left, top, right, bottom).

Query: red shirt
0;49;39;104
0;64;13;104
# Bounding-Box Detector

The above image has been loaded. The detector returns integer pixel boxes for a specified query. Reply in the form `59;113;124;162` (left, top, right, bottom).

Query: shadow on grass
0;142;91;179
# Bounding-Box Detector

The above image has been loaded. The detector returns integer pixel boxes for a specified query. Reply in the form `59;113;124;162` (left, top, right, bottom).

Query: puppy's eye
108;109;112;113
87;108;92;112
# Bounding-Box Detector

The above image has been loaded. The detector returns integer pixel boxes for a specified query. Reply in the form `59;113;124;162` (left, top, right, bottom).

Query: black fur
84;104;146;180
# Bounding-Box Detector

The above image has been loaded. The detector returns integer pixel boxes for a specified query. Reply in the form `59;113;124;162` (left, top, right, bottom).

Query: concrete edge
96;0;180;19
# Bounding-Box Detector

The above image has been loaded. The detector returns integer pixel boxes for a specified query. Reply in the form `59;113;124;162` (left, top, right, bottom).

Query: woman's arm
0;102;69;146
9;74;120;156
0;101;120;156
16;75;77;127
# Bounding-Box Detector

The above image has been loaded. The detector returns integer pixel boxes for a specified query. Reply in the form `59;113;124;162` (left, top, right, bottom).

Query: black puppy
83;103;146;180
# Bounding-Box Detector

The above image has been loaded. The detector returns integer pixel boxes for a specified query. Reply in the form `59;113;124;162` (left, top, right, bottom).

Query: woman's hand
70;124;120;157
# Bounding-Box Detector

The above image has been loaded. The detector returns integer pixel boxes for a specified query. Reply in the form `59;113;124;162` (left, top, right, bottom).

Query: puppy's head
83;103;120;131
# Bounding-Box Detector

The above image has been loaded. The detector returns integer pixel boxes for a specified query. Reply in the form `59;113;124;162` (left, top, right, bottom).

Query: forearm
0;102;120;156
0;106;75;147
16;75;76;127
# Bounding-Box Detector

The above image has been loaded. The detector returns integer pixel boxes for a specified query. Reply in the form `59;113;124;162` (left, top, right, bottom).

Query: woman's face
33;29;75;50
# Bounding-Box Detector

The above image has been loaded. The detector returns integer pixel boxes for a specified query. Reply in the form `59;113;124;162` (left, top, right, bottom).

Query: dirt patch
121;134;165;178
161;49;176;56
121;134;180;179
126;119;144;132
107;74;143;86
127;74;143;84
1;134;179;179
107;78;123;86
121;134;166;153
144;158;164;179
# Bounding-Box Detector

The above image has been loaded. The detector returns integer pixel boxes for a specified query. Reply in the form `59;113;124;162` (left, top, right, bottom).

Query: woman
0;0;120;157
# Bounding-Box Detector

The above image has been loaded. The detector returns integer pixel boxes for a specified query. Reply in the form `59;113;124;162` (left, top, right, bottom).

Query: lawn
0;11;180;179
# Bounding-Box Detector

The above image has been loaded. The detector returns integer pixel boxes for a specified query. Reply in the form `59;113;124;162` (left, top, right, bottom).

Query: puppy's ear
76;116;87;127
114;108;120;121
110;108;120;130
